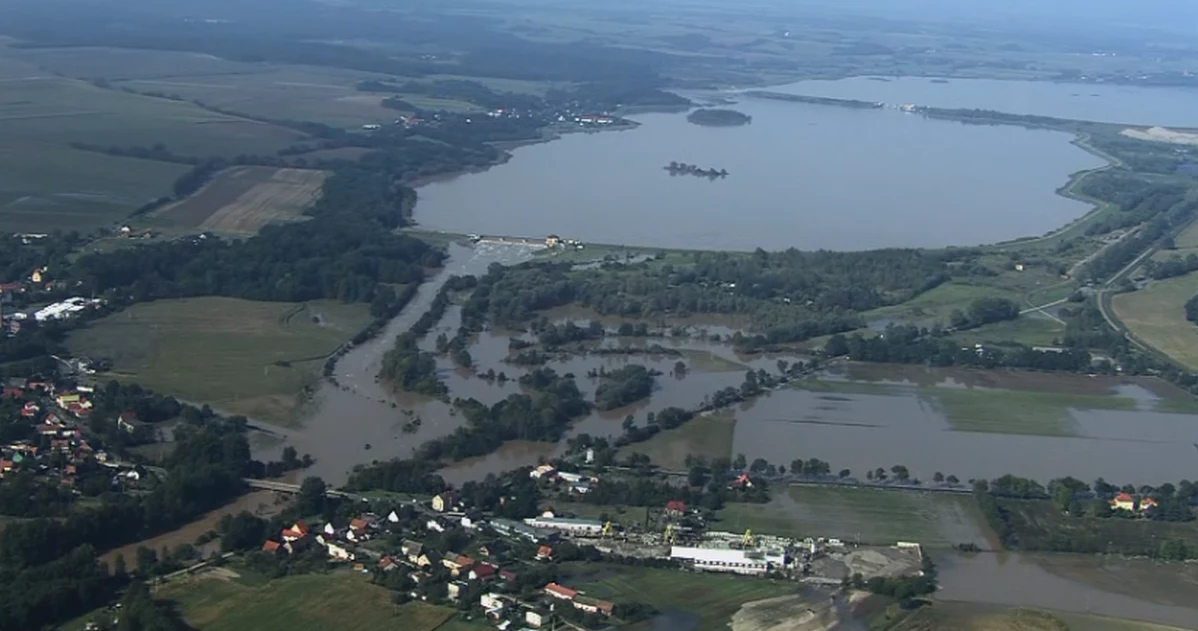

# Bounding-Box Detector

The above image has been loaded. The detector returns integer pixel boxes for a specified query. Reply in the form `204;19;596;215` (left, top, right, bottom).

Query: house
447;581;468;602
573;596;615;617
327;542;355;561
666;500;687;516
544;582;578;601
1110;493;1136;512
348;518;370;541
388;510;401;523
426;518;446;533
480;593;505;614
117;411;138;434
525;610;549;629
317;532;338;547
20;402;38;417
0;459;14;474
323;522;336;536
556;471;588;484
262;540;282;553
415;551;441;568
378;556;399;572
432;491;459;512
55;393;81;408
530;464;556;479
731;472;754;489
469;562;497;581
1140;497;1160;512
499;569;518;582
2;386;23;399
282;528;306;542
536;545;554;561
545;235;562;247
402;539;424;562
444;554;476;576
479;541;509;557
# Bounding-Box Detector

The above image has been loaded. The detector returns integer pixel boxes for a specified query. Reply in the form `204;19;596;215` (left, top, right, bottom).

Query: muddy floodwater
731;371;1198;484
937;552;1198;628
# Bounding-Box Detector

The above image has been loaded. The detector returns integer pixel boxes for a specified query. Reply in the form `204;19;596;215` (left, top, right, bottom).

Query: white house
388;510;400;523
327;543;355;561
480;593;505;611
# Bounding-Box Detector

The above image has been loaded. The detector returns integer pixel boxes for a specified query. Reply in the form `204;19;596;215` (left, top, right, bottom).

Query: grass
67;297;372;425
153;572;453;631
1000;499;1198;558
564;563;795;631
1111;272;1198;371
617;410;736;470
150;166;326;235
715;486;992;548
949;316;1066;348
679;349;749;372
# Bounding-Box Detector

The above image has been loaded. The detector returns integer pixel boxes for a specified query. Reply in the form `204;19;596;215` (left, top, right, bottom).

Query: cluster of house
529;464;596;494
263;513;388;559
1109;492;1160;514
1;378;141;487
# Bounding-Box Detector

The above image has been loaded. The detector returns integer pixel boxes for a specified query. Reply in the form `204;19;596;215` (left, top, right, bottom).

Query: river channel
413;92;1104;251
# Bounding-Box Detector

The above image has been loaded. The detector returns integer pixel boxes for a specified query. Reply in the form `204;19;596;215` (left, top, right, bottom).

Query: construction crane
602;521;614;537
742;529;755;548
664;523;677;544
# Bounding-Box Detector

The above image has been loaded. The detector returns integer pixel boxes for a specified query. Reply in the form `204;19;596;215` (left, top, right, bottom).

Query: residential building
530;464;556;479
432;491;459;512
326;543;354;561
525;610;548;628
415;551;441;568
573;596;614;617
469;562;497;581
544;582;578;600
402;539;424;562
378;556;399;572
262;540;282;553
480;593;505;614
479;541;509;557
665;500;687;516
1140;497;1160;512
1110;493;1136;512
536;545;553;561
556;471;588;484
447;581;468;602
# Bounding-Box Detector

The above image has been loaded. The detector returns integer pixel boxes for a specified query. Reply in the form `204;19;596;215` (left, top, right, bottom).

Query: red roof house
666;500;687;514
470;562;497;581
544;582;578;600
536;545;554;561
262;540;282;552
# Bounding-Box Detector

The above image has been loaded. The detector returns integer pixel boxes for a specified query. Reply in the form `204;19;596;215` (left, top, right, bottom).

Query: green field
949;316;1066;348
679;349;749;372
564;563;795;631
67;297;373;425
1112;272;1198;371
715;486;993;549
151;572;455;631
618;410;736;470
1000;499;1198;558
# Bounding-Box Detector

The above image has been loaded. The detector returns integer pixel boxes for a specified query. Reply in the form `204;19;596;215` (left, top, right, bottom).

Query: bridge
243;478;357;499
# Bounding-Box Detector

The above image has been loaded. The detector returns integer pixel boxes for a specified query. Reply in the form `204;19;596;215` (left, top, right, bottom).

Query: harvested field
716;486;993;549
1112;272;1198;371
730;593;841;631
153;166;327;234
894;602;1185;631
100;490;284;570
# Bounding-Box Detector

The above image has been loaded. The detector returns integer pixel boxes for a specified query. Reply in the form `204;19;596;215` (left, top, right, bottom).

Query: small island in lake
665;161;729;178
686;108;752;127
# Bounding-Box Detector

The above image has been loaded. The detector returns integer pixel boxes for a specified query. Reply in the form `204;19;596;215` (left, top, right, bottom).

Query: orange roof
350;518;368;531
1112;492;1135;502
537;545;553;557
1141;497;1160;507
281;528;304;539
293;520;311;534
545;582;578;599
263;541;282;552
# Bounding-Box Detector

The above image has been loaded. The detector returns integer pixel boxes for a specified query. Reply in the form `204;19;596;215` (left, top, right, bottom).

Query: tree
113;553;128;577
749;458;768;474
298;476;328;516
891;465;910;482
688;466;709;488
673;360;687;376
733;454;747;471
776;359;789;375
135;546;158;577
838;469;851;479
622;415;635;432
874;467;887;481
946;475;959;485
933;472;945;483
791;459;805;477
825;334;849;357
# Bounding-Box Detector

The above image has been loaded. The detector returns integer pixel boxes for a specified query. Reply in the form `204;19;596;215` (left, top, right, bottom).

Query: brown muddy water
937;552;1198;628
730;377;1198;485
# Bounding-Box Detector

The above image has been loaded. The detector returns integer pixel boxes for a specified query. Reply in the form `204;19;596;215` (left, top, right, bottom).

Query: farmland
715;486;993;549
153;572;459;631
564;563;795;631
67;297;373;425
1112;272;1198;371
152;166;327;235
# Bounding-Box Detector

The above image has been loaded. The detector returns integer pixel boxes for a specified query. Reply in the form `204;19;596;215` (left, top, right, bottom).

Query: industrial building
669;546;786;576
523;516;605;536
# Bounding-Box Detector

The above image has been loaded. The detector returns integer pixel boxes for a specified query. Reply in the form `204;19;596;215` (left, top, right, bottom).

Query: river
765;76;1198;127
413;93;1104;251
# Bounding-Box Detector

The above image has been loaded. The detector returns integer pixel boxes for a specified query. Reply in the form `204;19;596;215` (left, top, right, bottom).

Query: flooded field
730;365;1198;484
937;552;1198;628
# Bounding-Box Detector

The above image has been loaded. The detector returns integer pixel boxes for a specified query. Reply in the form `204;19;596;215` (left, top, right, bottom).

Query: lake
767;76;1198;127
414;94;1104;251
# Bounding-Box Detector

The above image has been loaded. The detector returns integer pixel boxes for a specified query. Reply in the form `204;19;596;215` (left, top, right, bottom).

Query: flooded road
937;552;1198;628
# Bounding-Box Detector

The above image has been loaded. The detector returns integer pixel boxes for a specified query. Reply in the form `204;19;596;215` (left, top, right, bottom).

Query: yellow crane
664;523;677;544
742;529;755;548
602;521;614;537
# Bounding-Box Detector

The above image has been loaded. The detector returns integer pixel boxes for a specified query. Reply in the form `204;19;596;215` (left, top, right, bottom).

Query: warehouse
669;546;786;576
523;516;605;536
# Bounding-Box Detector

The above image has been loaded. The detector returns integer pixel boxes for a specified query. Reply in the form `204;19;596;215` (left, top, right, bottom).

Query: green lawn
929;388;1136;437
715;486;993;549
617;411;736;470
949;316;1066;348
565;564;795;631
153;572;452;631
679;349;749;372
67;297;373;425
1112;272;1198;371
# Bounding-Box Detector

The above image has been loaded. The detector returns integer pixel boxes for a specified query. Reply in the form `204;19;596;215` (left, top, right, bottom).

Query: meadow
617;410;736;470
1112;271;1198;371
67;297;373;425
151;166;327;235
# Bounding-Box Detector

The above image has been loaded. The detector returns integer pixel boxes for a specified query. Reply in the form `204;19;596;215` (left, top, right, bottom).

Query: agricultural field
151;166;327;235
999;500;1198;557
564;563;795;631
1112;272;1198;371
1031;554;1198;610
152;572;456;631
618;410;736;470
715;486;993;549
895;603;1185;631
67;297;373;425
